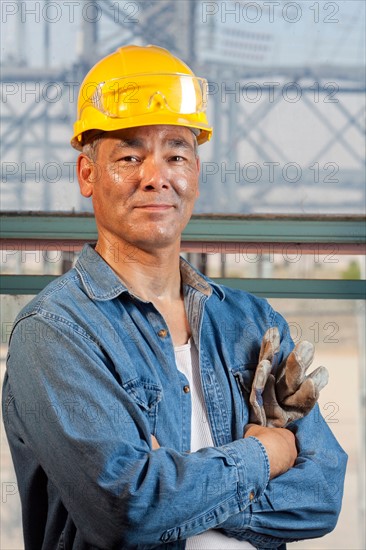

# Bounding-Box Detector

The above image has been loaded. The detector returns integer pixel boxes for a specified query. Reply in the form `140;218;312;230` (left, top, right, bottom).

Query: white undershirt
174;340;254;550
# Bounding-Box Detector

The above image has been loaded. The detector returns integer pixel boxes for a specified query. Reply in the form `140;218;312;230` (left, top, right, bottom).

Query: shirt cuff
220;436;270;510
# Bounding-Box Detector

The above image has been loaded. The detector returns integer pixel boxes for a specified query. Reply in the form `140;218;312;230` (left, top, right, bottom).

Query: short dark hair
82;131;105;161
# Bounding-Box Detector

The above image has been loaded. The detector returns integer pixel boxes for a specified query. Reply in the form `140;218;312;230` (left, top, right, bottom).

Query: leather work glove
249;327;329;428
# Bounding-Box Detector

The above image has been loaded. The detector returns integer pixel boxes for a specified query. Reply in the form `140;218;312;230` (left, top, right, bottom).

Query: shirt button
249;491;255;501
157;329;168;338
183;385;190;394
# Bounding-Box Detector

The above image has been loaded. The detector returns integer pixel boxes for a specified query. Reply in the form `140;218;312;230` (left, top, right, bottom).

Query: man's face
78;125;200;253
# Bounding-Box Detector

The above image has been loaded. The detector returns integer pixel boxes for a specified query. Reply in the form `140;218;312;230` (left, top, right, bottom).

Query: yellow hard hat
71;45;213;150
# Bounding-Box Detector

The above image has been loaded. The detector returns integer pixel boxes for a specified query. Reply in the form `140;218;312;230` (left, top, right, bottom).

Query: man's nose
140;158;169;190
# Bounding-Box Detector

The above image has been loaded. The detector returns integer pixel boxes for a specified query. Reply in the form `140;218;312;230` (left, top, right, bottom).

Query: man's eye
121;156;139;163
115;155;139;163
170;155;184;162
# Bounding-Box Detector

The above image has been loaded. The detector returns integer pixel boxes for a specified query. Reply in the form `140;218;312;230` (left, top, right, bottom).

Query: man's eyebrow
166;138;194;151
112;138;144;151
110;137;195;153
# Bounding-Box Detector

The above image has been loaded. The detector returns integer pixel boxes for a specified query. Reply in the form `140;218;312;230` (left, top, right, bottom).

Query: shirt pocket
122;377;162;434
231;365;255;395
230;364;256;431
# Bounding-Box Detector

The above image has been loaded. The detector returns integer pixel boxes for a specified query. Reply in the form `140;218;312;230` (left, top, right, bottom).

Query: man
3;45;346;549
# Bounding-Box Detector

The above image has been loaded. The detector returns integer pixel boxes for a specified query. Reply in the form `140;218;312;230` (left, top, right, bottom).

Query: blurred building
1;0;365;213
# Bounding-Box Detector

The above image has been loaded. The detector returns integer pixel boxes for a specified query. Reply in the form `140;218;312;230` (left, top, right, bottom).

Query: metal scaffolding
1;0;365;213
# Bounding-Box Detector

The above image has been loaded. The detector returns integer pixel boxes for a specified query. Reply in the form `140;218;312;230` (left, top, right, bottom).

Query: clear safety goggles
86;73;209;118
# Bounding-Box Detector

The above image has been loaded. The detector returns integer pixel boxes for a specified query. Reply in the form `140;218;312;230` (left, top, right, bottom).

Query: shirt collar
75;244;225;302
179;256;225;300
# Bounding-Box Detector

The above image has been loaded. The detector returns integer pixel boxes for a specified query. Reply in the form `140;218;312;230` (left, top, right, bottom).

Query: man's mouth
134;204;174;210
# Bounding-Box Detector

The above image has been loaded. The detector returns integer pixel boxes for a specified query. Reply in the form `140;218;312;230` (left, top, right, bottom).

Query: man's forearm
216;405;347;544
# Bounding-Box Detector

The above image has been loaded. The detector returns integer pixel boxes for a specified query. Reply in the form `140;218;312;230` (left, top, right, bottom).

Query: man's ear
77;154;98;197
195;156;200;198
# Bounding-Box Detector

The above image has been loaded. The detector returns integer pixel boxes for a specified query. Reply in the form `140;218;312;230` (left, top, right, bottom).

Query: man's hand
245;424;297;479
249;327;329;428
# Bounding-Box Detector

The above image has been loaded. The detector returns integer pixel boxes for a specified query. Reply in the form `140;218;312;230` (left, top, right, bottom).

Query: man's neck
95;237;191;346
95;239;182;304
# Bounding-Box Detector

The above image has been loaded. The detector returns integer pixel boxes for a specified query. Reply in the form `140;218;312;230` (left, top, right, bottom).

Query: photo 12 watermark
201;161;340;184
1;80;340;106
208;80;339;104
1;1;140;24
201;2;340;24
0;160;340;185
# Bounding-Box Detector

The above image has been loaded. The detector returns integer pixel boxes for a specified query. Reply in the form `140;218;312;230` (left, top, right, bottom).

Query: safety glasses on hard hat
84;73;209;118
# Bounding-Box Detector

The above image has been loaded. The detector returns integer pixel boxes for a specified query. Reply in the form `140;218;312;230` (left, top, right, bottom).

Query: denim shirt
3;244;347;550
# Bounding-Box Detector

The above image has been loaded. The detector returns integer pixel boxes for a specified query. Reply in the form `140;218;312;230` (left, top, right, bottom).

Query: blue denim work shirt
3;244;347;550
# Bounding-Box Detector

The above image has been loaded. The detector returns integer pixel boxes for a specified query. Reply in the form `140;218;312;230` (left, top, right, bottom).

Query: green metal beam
1;275;57;295
0;214;98;241
213;278;366;299
184;217;366;244
1;275;364;299
1;214;364;299
1;214;365;243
